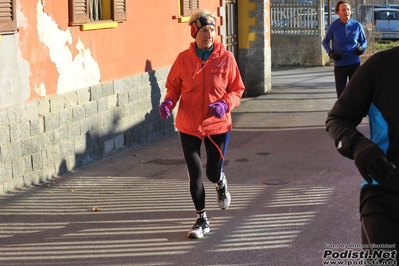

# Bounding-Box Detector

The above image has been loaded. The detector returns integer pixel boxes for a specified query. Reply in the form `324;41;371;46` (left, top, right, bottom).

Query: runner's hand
353;138;394;184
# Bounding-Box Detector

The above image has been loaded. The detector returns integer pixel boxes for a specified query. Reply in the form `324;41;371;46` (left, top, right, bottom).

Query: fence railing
271;3;323;35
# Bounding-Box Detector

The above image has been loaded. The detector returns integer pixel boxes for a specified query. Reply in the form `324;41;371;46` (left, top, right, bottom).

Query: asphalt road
0;66;369;266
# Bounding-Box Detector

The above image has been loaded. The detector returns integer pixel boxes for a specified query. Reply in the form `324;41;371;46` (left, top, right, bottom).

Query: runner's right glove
159;98;173;119
329;50;342;61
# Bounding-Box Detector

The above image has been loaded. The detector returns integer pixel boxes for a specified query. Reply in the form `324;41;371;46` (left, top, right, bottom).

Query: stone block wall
271;34;329;67
0;67;175;194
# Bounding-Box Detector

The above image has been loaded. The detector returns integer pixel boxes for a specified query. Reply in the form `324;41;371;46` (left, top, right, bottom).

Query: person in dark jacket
326;47;399;258
322;0;367;98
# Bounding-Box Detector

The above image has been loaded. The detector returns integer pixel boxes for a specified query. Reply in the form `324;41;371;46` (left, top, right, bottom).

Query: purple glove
208;101;228;118
159;98;173;119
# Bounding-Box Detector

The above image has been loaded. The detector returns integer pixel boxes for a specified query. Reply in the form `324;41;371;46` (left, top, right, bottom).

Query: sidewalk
0;67;366;266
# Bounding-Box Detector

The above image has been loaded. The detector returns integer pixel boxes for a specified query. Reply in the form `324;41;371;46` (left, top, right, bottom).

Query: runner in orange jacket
159;9;245;239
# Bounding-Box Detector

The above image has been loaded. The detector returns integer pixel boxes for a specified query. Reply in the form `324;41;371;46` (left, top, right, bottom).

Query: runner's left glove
208;100;228;118
355;44;365;55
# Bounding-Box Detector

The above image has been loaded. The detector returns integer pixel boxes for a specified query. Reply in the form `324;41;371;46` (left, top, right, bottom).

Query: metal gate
225;0;238;58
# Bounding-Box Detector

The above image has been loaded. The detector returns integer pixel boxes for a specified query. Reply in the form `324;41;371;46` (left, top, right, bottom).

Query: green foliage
375;41;399;51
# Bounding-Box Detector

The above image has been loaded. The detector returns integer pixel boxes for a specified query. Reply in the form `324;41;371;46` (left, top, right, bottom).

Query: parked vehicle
364;8;399;40
384;4;399;10
358;4;385;23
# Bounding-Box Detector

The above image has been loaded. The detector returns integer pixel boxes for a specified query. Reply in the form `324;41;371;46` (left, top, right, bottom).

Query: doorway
225;0;238;59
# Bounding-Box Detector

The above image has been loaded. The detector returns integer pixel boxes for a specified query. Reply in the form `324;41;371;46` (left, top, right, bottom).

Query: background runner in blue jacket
322;0;367;98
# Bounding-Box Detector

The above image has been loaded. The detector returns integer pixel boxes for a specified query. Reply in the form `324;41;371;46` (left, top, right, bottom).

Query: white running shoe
216;175;231;210
187;217;210;239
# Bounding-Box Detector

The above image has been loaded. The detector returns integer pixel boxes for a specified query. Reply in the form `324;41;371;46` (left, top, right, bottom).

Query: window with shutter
0;0;16;33
113;0;126;21
69;0;89;25
180;0;199;17
69;0;127;26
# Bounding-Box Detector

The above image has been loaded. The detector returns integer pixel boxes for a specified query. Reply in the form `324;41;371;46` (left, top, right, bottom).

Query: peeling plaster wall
35;1;101;95
15;0;107;102
3;0;225;108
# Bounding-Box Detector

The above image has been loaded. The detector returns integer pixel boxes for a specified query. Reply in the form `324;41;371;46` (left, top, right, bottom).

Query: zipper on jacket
192;56;210;78
201;53;205;69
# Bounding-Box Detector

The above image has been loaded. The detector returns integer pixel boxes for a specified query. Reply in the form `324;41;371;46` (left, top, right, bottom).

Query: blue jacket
322;18;367;66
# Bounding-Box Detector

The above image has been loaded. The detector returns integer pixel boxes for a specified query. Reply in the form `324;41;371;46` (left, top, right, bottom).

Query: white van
364;8;399;40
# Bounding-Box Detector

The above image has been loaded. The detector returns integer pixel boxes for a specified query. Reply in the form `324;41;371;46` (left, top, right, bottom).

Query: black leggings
179;132;230;212
334;63;360;98
361;213;399;253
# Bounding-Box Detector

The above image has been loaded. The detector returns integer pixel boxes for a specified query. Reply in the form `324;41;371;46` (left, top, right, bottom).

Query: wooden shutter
181;0;199;17
113;0;126;22
69;0;89;25
0;0;16;33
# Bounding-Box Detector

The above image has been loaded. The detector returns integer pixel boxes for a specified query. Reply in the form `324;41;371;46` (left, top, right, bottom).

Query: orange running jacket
164;41;246;138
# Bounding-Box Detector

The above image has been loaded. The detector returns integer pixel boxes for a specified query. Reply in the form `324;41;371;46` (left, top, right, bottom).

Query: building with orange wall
11;0;222;103
0;0;271;193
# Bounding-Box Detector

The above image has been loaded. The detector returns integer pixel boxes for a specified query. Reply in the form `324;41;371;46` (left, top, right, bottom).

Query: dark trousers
334;63;360;98
361;213;399;256
179;131;229;212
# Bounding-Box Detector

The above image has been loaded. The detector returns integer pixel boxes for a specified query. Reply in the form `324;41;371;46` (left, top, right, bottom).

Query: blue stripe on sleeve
360;103;389;187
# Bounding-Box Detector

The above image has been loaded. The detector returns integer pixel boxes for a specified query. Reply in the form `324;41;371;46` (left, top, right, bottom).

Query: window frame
0;0;17;33
69;0;127;26
180;0;199;17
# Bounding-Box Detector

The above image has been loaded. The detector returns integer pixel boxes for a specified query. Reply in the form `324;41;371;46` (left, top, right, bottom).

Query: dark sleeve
325;54;376;159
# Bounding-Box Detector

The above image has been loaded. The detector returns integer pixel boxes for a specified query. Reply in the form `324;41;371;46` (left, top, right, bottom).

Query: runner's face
195;25;215;50
338;3;351;23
